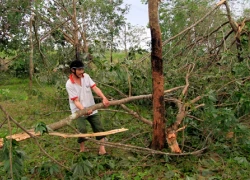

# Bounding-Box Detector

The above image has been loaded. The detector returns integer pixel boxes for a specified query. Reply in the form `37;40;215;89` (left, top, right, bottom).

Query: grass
1;77;250;179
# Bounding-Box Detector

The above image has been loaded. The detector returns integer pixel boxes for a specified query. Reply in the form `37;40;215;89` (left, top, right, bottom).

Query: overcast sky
124;0;148;27
124;0;249;26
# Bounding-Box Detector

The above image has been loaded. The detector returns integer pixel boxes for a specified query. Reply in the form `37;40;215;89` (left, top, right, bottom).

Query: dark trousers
76;114;105;143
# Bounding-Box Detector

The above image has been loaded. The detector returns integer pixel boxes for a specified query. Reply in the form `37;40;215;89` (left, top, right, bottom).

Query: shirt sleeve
66;80;78;101
84;73;96;88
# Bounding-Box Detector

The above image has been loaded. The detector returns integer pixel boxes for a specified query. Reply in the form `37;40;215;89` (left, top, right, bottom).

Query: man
66;60;109;155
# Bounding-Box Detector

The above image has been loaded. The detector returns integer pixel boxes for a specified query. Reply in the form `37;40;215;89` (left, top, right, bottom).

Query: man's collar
69;73;84;83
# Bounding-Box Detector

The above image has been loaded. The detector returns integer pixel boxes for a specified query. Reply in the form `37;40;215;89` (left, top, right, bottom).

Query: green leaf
207;90;217;102
35;122;48;135
49;164;60;175
234;157;249;166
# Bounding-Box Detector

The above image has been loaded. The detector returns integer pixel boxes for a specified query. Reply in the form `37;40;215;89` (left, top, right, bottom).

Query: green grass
1;77;250;179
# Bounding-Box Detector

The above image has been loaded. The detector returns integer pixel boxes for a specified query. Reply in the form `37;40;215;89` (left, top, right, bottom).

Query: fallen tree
1;66;204;154
0;86;184;148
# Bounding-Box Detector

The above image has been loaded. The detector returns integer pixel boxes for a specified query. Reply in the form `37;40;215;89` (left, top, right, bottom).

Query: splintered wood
0;128;128;148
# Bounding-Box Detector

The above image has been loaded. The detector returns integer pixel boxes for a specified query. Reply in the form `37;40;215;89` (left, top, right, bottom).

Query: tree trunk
29;13;34;90
223;1;245;62
148;0;165;150
72;0;80;60
124;25;128;58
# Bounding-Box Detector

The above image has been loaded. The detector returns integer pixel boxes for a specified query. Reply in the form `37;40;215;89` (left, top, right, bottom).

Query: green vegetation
1;0;250;179
1;53;250;179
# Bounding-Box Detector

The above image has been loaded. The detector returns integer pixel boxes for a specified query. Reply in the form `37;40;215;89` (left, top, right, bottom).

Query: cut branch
49;128;128;138
0;128;128;147
165;64;204;153
120;104;153;126
88;137;208;156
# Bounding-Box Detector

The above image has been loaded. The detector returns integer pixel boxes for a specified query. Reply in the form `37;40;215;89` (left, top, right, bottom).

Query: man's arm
92;86;109;107
73;98;92;115
73;98;84;110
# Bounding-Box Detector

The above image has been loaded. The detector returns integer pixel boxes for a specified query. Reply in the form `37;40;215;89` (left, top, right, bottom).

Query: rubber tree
148;0;165;150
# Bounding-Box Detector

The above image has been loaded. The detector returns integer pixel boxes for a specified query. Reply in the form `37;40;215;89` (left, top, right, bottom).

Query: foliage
8;57;29;78
0;0;30;52
0;88;10;101
35;122;48;135
0;139;26;180
91;54;152;100
71;155;94;178
30;161;60;179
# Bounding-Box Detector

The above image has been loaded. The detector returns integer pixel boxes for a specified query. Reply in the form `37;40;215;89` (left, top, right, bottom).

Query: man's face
73;68;84;77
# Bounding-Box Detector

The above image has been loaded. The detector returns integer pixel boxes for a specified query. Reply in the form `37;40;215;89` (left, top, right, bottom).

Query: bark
148;0;165;150
124;25;128;58
32;16;48;68
72;0;80;60
29;14;34;90
109;0;114;63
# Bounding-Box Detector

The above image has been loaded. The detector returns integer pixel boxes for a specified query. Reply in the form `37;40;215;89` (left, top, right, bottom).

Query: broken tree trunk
165;64;204;153
223;1;248;62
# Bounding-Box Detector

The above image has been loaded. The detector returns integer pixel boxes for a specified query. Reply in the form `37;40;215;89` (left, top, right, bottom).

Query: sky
122;0;249;49
124;0;249;26
124;0;149;27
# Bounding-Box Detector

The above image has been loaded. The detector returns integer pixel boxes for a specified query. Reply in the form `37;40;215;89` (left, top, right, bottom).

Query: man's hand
86;109;93;115
92;86;110;107
102;97;110;107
